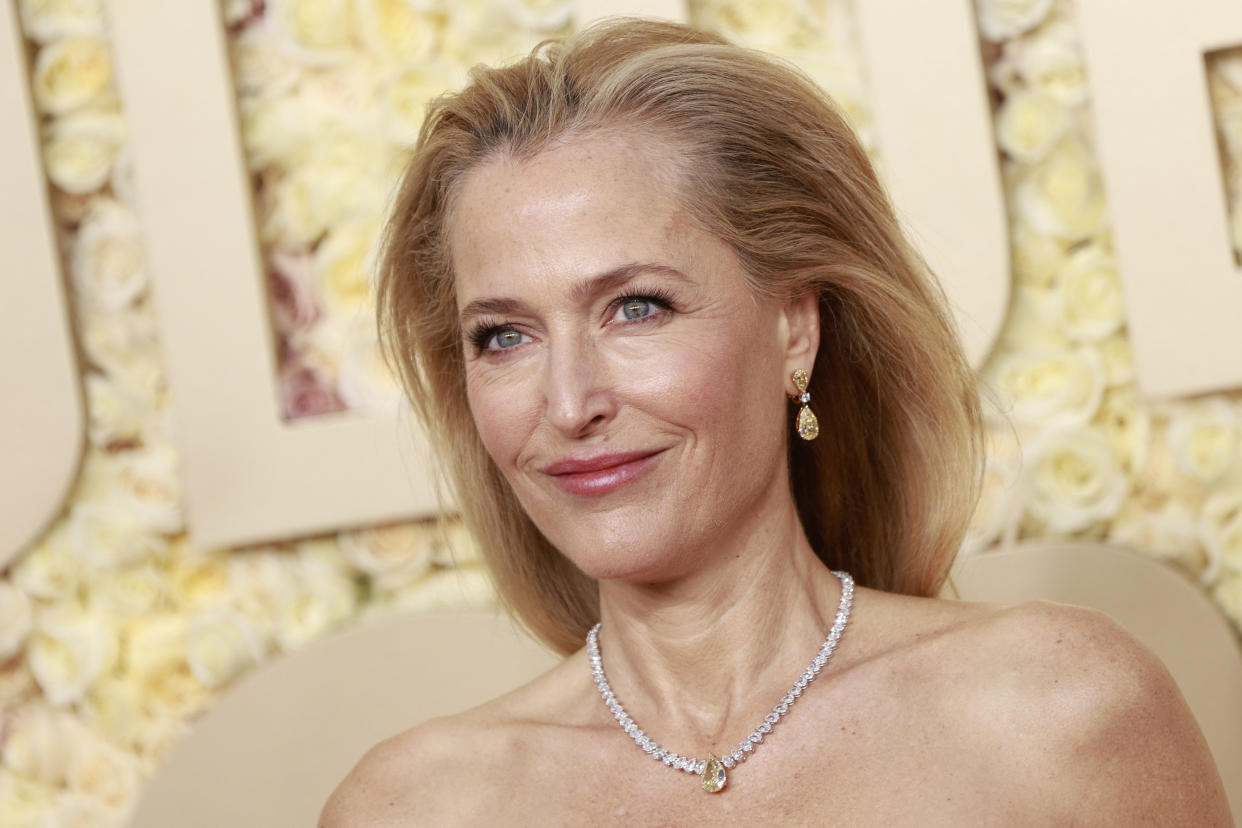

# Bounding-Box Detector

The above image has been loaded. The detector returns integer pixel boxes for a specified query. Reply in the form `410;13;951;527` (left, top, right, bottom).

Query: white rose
433;521;483;567
985;346;1104;427
1009;16;1087;104
121;612;185;685
503;0;572;32
1200;489;1242;580
1;701;77;786
0;770;59;827
41;792;123;828
695;0;801;48
273;572;357;652
1010;222;1068;291
962;425;1025;555
378;566;497;614
1109;498;1201;572
316;216;382;316
995;285;1071;351
0;582;34;661
238;95;313;173
339;522;434;593
1025;425;1128;533
295;537;353;578
229;19;302;99
380;62;463;146
184;607;265;689
1094;388;1150;476
353;0;436;62
1097;333;1135;388
163;548;231;611
1058;244;1124;342
68;496;167;571
12;522;81;602
17;0;103;43
26;606;116;706
338;311;402;413
996;89;1067;164
1166;397;1241;484
78;300;160;381
86;563;168;618
43;108;125;195
116;445;183;534
79;674;148;758
1211;573;1242;630
227;549;297;642
64;730;138;815
70;197;146;311
32;35;113;116
975;0;1054;41
267;0;353;65
295;60;386;129
84;371;148;448
1015;136;1106;241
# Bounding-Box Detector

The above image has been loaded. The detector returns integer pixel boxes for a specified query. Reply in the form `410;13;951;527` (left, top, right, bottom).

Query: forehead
447;134;696;302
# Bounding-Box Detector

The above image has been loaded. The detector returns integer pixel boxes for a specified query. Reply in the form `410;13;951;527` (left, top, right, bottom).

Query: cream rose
962;426;1025;555
262;134;388;246
12;522;81;602
65;730;138;815
1010;222;1068;291
0;582;33;661
1025;425;1129;533
42;792;123;828
229;19;302;99
338;312;402;414
86;563;168;618
503;0;572;32
1109;498;1201;573
0;656;36;710
116;445;183;534
996;89;1067;164
273;572;357;652
314;216;380;315
163;548;231;611
1059;244;1125;342
267;0;353;65
695;0;801;48
985;346;1104;427
71;197;146;311
995;285;1071;351
1009;16;1087;105
1;700;77;786
1094;389;1150;476
79;674;149;757
1166;397;1241;484
78;300;160;380
227;550;298;643
340;522;435;593
68;496;167;571
27;606;116;706
1015;136;1106;241
43;109;125;195
380;62;463;146
184;608;264;689
238;95;312;173
18;0;104;43
434;521;484;567
353;0;435;62
84;371;149;448
1200;489;1242;580
32;35;113;115
975;0;1054;41
379;565;497;614
1097;333;1135;388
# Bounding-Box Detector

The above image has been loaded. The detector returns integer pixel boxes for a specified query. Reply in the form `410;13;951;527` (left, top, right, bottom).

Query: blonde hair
377;19;983;655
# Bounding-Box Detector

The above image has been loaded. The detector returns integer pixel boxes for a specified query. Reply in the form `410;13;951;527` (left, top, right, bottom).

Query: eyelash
466;286;678;355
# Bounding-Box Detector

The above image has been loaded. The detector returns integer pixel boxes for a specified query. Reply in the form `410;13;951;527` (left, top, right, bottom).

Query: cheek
465;369;540;465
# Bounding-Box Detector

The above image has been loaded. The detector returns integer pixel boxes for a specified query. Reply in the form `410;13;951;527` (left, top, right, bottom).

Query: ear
780;291;821;395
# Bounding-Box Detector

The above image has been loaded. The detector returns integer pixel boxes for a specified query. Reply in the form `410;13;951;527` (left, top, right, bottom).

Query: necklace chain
586;570;854;790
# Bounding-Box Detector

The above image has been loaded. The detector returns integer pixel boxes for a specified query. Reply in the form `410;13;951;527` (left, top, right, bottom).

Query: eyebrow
457;262;692;327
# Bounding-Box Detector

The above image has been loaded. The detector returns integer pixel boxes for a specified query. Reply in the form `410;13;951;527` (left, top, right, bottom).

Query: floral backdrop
2;0;1241;824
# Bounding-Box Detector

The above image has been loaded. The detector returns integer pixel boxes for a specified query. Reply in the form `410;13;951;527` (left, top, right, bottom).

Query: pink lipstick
541;450;663;496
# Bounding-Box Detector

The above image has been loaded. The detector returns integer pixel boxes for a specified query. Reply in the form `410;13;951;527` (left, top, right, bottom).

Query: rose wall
3;0;1242;825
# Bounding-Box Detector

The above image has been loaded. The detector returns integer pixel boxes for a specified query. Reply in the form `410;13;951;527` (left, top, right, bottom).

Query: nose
541;332;617;438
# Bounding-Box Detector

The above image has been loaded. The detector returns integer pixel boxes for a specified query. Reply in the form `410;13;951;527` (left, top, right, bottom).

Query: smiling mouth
541;449;665;497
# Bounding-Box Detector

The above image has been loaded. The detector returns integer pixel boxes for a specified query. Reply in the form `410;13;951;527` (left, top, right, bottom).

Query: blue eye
619;298;652;320
488;327;526;350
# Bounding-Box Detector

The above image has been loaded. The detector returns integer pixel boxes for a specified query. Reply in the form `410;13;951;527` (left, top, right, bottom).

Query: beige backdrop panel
0;3;85;567
105;0;441;551
1077;0;1242;399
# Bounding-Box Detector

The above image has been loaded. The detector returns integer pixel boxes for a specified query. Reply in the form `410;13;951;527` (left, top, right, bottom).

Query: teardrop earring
791;369;819;441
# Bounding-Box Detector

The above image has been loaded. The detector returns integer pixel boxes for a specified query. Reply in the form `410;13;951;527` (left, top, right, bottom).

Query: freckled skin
451;136;794;584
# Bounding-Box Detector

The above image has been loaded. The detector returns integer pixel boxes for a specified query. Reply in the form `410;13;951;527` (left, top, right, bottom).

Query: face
449;134;817;583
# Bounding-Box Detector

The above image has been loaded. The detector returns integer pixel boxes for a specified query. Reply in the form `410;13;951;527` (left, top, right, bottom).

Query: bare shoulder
922;598;1232;826
318;658;583;828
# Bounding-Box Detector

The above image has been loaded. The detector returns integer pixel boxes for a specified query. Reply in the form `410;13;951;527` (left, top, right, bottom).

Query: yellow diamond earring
791;369;819;441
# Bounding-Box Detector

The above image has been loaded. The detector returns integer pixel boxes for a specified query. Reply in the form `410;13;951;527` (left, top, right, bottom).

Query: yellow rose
184;608;264;689
1166;397;1241;484
273;572;357;652
32;35;112;115
1109;499;1202;574
1058;244;1125;342
268;0;353;65
380;62;463;146
985;346;1103;426
1025;426;1129;533
79;674;148;758
0;582;33;661
239;95;312;173
1010;223;1068;290
1010;16;1087;104
26;606;116;705
12;521;80;602
65;731;138;815
1094;388;1150;475
339;522;434;593
42;109;125;195
1097;333;1135;388
995;285;1071;351
86;563;169;618
996;89;1067;164
1;701;76;786
17;0;103;43
353;0;435;62
315;215;381;315
226;549;297;643
976;0;1054;41
695;0;801;48
164;549;231;611
1015;136;1106;241
70;197;146;311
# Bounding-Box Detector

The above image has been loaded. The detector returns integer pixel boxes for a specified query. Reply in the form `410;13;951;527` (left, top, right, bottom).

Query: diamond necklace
586;570;854;794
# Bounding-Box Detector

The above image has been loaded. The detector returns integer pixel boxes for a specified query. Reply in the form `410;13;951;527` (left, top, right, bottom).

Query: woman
322;19;1230;825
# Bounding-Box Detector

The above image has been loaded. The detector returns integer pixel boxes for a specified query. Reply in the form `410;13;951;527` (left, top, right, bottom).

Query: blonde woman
322;20;1229;825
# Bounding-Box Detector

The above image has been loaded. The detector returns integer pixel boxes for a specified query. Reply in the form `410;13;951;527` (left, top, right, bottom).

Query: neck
593;493;845;753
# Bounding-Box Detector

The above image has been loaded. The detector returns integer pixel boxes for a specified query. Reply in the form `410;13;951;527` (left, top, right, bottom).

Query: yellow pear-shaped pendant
701;754;727;793
796;405;819;441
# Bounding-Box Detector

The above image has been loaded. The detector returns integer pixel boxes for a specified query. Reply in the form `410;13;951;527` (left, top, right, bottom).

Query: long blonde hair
376;19;983;655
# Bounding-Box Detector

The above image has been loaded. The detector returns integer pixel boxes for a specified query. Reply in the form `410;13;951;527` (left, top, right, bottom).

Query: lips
540;449;664;496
